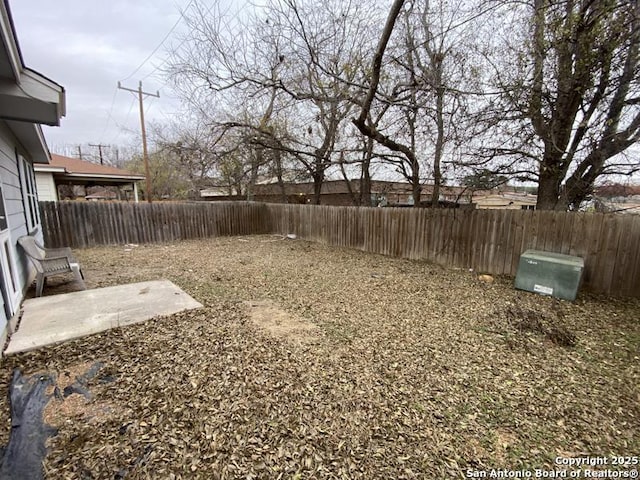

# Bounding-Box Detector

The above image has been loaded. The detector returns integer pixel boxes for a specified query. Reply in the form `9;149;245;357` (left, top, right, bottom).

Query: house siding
35;171;58;201
0;121;40;334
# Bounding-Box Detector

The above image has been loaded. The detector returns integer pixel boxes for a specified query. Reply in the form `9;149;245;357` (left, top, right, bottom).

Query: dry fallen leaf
0;235;637;479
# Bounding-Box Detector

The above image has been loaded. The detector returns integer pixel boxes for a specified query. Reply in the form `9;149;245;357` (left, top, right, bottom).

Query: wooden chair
17;236;86;297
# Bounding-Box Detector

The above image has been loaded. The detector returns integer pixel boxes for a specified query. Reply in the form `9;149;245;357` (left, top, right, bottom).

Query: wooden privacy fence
266;204;640;297
39;201;270;249
39;201;640;296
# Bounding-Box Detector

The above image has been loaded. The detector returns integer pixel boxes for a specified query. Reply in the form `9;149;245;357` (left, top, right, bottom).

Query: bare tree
354;0;481;206
166;0;380;205
483;0;640;210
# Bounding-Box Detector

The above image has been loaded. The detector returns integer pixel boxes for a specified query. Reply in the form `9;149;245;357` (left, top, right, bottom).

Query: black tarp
0;362;105;479
0;370;57;480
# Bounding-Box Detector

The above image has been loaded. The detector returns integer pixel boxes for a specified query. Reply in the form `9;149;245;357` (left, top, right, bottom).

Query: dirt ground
1;235;638;479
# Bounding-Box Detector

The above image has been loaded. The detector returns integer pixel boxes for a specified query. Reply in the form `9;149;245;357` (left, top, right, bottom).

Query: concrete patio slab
5;280;203;355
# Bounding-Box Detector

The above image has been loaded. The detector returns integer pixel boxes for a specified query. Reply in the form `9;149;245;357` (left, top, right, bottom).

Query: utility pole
117;81;160;203
77;145;83;160
88;143;108;165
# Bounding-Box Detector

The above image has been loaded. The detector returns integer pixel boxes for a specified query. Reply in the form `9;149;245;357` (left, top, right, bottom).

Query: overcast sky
9;0;194;156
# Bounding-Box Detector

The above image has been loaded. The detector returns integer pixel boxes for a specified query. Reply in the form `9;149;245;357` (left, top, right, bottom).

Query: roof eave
33;164;66;173
5;120;51;163
1;0;64;161
0;0;22;80
56;173;146;182
0;69;66;126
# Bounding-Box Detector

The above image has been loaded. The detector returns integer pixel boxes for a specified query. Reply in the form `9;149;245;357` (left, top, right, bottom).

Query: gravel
0;235;638;479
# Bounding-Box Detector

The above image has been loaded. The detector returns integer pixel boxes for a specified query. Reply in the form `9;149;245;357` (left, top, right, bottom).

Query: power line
144;95;159;115
141;0;220;83
120;0;196;82
109;96;138;146
103;1;197;146
141;61;166;81
99;87;119;144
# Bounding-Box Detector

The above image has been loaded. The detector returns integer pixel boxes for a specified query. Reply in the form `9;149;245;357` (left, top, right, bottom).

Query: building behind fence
39;201;640;297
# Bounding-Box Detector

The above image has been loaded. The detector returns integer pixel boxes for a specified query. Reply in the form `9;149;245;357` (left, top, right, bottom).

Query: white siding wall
0;122;40;332
35;171;58;202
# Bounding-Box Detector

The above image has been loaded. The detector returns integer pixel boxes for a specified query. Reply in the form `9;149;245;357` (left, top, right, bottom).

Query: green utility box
514;250;584;301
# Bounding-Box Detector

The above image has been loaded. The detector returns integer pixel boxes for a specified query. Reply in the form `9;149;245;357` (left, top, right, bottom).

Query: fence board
480;210;493;273
509;211;526;276
609;215;635;296
622;216;640;297
38;201;640;297
39;201;269;248
599;215;623;295
583;214;606;289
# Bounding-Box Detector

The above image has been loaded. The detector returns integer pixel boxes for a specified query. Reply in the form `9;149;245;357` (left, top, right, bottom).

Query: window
0;182;20;315
521;205;535;211
18;156;40;232
0;183;7;232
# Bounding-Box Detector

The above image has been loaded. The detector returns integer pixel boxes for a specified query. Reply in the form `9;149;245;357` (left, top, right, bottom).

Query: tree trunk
536;169;567;211
337;152;358;206
431;84;445;208
246;164;258;202
312;172;323;205
358;137;374;207
360;168;372;207
274;151;287;203
411;169;421;206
